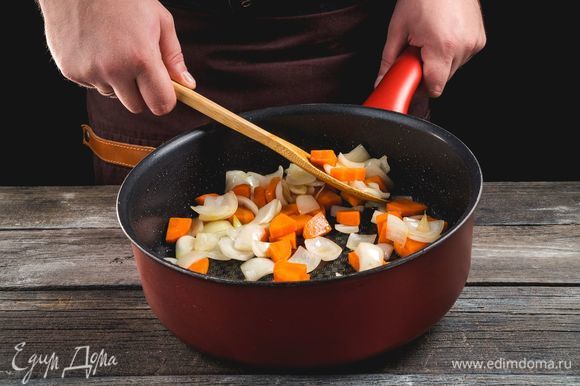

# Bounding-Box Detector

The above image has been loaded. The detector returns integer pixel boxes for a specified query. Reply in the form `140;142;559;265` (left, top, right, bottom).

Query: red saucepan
117;48;482;366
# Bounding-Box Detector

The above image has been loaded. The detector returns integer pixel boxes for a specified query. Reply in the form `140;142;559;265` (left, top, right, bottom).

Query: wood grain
476;181;580;225
1;225;577;289
0;287;577;382
1;182;577;230
27;374;580;385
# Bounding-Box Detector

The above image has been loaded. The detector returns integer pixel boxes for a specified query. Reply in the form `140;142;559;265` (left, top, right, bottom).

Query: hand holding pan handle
363;47;423;114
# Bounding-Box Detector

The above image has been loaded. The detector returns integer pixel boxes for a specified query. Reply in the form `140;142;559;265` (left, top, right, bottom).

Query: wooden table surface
0;182;578;385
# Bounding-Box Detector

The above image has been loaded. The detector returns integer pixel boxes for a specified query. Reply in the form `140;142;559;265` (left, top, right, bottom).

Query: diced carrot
231;184;251;198
187;257;209;274
195;193;218;205
330;167;366;182
309;206;326;217
290;214;312;236
386;199;428;217
341;191;363;207
269;213;297;239
273;261;310;282
310;150;338;167
270;231;297;249
265;177;281;203
336;210;360;226
394;239;429;257
365;176;387;192
348;251;360;271
261;227;270;242
281;203;299;216
316;189;342;208
376;213;388;224
252;186;267;208
303;212;332;239
229;207;255;224
378;222;392;244
266;239;293;262
165;217;192;243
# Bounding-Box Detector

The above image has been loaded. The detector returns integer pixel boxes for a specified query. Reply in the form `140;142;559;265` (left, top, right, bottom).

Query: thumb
159;12;196;89
375;23;406;87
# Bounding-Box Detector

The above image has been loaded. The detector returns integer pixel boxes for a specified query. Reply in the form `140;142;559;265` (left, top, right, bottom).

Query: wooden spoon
173;81;386;203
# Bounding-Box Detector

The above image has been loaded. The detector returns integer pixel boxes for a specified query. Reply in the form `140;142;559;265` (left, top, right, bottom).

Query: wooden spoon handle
173;82;309;159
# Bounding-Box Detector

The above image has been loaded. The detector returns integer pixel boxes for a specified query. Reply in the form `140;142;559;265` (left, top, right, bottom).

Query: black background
2;1;578;185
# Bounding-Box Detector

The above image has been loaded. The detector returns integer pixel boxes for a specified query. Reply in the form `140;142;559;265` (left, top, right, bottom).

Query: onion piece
338;153;365;168
282;181;295;203
275;181;288;206
252;240;271;258
307;180;326;187
355;242;385;271
323;164;334;174
225;170;262;192
330;205;364;217
175;235;195;258
346;233;377;250
289;184;307;195
241;258;275;281
234;223;266;251
306;186;316;195
163;257;177;265
193;232;219;251
188;218;204;237
364;159;389;182
286;163;316;186
335;224;359;234
386;214;408;245
218;237;254;261
296;195;320;214
262;166;284;186
304;236;343;261
177;250;208;269
202;220;234;238
403;217;445;243
376;243;394;260
288;246;321;273
191;191;238;221
343;144;371;162
350;180;390;199
231;215;242;228
253;199;282;224
236;195;259;216
370;210;386;224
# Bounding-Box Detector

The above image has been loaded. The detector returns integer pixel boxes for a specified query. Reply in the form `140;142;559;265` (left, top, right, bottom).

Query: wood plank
29;374;580;385
0;186;118;230
1;225;578;289
0;287;577;382
476;181;580;226
1;182;578;230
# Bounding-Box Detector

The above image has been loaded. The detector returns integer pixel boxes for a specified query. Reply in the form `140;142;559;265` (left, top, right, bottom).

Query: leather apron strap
81;124;154;168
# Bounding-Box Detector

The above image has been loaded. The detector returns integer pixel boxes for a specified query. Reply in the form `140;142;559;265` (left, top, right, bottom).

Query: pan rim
117;103;483;287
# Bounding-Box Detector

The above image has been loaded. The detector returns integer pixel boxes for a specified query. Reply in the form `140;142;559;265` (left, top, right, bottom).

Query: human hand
376;0;486;97
38;0;195;115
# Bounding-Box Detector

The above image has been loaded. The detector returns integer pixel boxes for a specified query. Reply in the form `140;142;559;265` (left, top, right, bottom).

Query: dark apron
87;1;408;184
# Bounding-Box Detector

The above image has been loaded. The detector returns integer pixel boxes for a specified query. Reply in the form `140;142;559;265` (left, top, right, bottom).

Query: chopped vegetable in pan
163;145;446;282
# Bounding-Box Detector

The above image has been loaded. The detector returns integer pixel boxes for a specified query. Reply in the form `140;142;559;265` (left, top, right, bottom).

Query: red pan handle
363;47;422;114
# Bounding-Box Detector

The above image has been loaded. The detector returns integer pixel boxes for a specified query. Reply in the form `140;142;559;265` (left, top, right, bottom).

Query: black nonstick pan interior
118;104;481;282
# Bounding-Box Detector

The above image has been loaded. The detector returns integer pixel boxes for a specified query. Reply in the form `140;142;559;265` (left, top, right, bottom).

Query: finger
159;10;195;89
110;79;147;114
136;58;176;116
420;46;453;98
375;23;407;87
94;84;116;98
